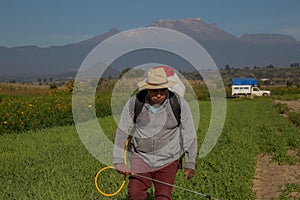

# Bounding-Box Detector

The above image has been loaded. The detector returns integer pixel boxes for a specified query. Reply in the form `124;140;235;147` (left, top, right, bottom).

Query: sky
0;0;300;47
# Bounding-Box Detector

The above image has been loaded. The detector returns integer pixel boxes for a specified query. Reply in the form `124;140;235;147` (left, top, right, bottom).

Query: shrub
273;102;289;114
288;112;300;127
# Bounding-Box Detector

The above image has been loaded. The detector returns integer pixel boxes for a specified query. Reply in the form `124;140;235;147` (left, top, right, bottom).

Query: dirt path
252;100;300;199
273;99;300;113
253;154;300;199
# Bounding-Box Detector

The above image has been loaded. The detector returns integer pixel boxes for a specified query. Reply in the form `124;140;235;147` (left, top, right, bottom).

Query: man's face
147;88;168;105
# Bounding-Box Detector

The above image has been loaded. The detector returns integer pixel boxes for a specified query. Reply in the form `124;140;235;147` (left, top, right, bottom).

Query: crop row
1;83;299;135
0;90;111;135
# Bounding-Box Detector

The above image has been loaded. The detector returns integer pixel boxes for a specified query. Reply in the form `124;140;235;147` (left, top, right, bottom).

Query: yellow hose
94;166;126;197
94;137;130;197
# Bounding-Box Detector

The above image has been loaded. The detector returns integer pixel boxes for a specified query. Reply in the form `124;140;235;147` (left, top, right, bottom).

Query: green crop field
1;97;300;200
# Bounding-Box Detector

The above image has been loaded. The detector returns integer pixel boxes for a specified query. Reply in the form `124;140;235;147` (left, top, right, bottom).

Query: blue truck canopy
232;78;258;86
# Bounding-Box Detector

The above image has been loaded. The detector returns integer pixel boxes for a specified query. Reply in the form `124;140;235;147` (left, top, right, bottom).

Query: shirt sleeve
113;97;135;165
179;97;198;170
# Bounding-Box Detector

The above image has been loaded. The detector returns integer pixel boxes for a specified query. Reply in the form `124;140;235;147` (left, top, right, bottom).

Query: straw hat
138;68;176;90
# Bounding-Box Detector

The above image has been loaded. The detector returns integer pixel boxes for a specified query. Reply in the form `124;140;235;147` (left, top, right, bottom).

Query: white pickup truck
232;78;271;97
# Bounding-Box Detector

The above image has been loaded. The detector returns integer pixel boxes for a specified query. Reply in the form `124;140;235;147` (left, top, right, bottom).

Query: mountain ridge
1;18;299;82
240;33;299;44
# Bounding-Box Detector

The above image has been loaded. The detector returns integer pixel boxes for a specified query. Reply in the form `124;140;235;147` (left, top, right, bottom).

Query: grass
279;183;300;200
1;99;300;199
0;126;104;199
0;83;51;96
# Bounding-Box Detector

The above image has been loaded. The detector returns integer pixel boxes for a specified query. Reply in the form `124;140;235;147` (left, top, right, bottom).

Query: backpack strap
133;90;181;126
169;90;181;127
133;89;147;124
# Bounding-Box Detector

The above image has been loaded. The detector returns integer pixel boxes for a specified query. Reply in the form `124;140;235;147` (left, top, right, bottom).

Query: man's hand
115;163;130;176
184;168;195;180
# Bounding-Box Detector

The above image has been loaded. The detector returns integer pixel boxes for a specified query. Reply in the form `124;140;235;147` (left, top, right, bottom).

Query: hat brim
138;78;177;90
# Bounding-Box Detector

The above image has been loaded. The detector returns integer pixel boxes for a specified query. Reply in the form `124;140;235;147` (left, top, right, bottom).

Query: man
113;67;197;200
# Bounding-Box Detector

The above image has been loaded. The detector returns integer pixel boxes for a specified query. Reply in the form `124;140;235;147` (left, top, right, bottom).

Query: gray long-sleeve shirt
113;91;197;170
